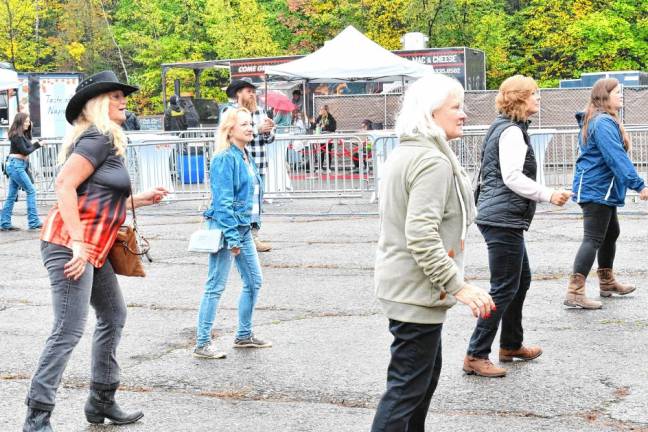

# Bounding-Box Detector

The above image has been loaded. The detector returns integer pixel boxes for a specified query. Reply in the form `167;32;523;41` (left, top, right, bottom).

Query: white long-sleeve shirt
499;126;553;203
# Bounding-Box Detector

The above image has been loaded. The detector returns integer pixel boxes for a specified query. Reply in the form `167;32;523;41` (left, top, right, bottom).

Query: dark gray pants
27;241;127;411
371;320;443;432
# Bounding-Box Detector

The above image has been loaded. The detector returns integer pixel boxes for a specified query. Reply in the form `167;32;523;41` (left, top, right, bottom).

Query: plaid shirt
220;103;275;176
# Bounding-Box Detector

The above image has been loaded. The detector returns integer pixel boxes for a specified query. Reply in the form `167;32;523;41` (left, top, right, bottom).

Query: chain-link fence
314;86;648;130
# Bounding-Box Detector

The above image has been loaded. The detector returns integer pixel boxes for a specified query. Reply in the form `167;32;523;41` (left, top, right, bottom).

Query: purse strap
130;194;138;230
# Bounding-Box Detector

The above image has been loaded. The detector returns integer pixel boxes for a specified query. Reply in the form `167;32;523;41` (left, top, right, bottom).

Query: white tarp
0;68;19;91
265;26;434;82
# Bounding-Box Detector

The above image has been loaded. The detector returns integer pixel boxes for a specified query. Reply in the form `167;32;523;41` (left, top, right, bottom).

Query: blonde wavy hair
215;107;251;154
58;93;127;164
495;75;538;122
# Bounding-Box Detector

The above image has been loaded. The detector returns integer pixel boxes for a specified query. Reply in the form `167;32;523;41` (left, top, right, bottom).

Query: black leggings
572;202;619;276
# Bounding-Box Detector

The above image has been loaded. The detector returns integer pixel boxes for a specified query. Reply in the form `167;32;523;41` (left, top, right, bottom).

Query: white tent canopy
265;26;434;82
0;68;19;92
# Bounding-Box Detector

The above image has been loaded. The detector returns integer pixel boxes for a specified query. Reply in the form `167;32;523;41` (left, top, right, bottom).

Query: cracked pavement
1;197;648;431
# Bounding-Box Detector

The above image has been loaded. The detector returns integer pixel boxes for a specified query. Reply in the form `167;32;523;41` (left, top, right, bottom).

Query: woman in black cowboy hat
23;71;168;431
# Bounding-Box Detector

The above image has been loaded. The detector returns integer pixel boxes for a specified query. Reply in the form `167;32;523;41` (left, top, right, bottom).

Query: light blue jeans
196;225;263;347
1;157;42;229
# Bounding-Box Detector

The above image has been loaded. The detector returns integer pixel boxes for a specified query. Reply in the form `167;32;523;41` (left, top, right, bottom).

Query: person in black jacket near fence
122;110;141;131
312;105;337;171
1;112;45;231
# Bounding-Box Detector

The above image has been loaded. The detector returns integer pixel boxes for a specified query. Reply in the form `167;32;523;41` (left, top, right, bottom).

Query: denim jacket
203;145;263;248
572;112;644;207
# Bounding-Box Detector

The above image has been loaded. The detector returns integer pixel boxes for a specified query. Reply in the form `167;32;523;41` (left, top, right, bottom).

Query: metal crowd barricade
269;132;375;198
126;135;214;201
4;126;648;205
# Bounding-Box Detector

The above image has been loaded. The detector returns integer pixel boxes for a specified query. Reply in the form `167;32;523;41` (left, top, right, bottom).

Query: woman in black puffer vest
463;75;571;378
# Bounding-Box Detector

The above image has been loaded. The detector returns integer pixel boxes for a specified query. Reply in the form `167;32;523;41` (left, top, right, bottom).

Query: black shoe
23;407;54;432
28;224;43;231
0;226;20;231
84;384;144;425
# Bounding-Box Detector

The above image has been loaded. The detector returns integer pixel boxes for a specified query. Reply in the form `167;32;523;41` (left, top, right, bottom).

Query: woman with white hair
371;73;495;432
23;71;168;431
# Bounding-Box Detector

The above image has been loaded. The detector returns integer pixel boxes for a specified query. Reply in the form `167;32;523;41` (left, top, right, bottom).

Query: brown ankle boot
463;355;507;377
499;345;543;362
564;273;602;309
597;268;636;297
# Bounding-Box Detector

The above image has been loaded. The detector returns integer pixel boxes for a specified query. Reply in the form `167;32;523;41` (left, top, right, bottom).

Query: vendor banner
39;76;79;137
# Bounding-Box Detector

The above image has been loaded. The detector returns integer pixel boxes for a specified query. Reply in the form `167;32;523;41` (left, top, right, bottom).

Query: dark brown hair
582;78;629;150
8;112;32;140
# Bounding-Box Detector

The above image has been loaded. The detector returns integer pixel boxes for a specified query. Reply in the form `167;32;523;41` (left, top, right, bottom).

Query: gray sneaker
233;334;272;348
193;343;227;359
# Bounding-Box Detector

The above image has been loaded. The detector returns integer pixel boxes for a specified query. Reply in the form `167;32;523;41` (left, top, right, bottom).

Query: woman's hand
231;247;241;256
134;187;169;208
550;190;572;206
454;283;496;318
64;241;89;280
639;187;648;201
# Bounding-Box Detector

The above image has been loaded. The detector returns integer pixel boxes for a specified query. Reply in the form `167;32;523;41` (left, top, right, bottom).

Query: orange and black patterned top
41;127;132;268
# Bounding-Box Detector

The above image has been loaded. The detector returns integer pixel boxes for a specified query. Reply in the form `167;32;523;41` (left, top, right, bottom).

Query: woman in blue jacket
566;78;648;309
193;107;271;359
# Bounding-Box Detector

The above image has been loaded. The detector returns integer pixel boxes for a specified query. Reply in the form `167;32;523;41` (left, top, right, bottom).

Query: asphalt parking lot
2;197;648;431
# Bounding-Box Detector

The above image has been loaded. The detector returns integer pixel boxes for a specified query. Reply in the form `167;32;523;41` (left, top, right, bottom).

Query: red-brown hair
495;75;538;122
582;78;630;150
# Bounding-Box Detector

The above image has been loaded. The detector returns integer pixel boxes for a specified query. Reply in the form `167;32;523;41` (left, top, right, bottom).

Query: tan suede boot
597;268;636;297
499;345;543;362
254;238;272;252
463;355;507;377
564;273;602;309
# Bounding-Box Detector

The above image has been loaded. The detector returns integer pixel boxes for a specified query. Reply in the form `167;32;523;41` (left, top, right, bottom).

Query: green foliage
1;0;645;111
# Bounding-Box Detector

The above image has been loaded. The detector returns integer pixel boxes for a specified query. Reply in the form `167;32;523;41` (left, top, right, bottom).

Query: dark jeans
573;202;619;276
371;320;443;432
317;140;334;170
467;225;531;359
26;241;127;411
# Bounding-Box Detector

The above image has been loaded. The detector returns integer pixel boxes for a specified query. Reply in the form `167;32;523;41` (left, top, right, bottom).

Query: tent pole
264;75;268;112
302;80;307;123
162;68;167;109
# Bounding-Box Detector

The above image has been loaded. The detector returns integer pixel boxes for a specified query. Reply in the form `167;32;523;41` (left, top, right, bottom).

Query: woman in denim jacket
193;107;271;359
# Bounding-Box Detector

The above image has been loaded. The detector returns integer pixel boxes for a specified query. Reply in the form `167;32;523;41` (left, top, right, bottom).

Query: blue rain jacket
572;112;644;207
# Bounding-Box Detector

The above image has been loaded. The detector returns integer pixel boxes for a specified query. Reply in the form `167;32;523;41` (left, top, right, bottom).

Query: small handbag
188;221;223;253
108;196;151;277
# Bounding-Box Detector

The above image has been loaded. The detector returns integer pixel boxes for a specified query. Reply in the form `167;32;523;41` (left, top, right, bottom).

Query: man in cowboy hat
221;79;274;252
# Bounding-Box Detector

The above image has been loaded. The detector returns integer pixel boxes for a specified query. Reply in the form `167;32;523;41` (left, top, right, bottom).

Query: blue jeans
467;225;531;358
1;157;42;229
196;225;263;347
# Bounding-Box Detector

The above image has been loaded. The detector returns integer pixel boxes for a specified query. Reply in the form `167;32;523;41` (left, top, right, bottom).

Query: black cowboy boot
84;383;143;425
23;407;54;432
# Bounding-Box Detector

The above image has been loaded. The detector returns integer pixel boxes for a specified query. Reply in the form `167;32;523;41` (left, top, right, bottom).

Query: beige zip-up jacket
375;134;467;324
